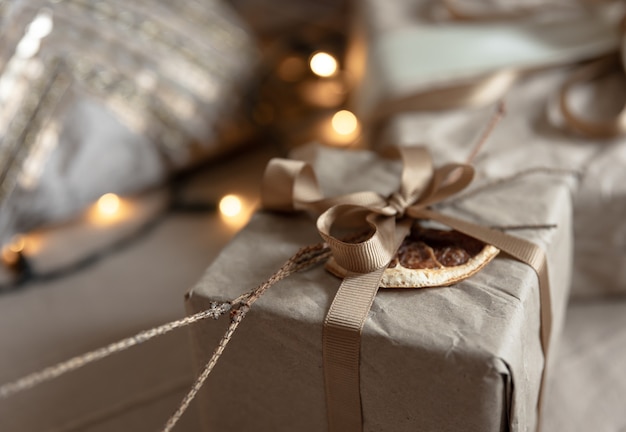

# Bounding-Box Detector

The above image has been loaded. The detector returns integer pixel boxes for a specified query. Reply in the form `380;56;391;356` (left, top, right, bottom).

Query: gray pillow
0;0;258;242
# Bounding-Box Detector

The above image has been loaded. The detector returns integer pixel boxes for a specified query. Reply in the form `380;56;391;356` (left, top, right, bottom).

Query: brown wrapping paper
347;0;626;298
186;145;572;432
384;67;626;298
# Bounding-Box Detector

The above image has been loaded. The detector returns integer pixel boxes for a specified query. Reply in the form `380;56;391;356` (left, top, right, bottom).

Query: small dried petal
207;301;231;319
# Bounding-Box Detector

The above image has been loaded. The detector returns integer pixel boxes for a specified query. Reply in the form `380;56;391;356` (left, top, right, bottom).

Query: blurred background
0;0;625;431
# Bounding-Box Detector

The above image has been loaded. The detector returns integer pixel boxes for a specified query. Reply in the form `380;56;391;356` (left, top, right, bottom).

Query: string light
97;193;120;216
309;52;338;77
219;194;243;218
90;193;127;226
1;246;19;266
331;110;358;135
1;235;27;268
8;235;25;253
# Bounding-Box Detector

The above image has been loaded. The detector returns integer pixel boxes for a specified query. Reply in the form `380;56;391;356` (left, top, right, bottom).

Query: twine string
0;306;230;399
0;165;572;430
0;242;331;432
163;242;331;431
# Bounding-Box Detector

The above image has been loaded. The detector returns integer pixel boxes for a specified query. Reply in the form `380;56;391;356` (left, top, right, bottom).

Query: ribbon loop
395;146;434;201
559;54;626;139
261;159;323;212
318;208;399;273
414;163;475;208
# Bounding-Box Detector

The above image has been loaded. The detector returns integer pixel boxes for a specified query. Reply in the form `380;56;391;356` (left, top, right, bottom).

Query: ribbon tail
323;220;412;432
323;267;385;432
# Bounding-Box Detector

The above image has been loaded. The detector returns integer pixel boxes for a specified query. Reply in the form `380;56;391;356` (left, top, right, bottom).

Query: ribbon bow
262;146;552;432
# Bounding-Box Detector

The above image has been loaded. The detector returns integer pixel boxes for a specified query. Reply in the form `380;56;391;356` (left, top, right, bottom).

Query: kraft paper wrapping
186;145;572;432
384;67;626;298
348;0;626;298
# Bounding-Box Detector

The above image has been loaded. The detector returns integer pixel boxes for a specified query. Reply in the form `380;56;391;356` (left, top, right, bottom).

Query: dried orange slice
325;223;499;288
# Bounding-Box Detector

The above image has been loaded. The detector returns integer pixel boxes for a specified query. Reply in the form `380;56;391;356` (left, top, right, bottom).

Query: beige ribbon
559;52;626;138
261;146;552;432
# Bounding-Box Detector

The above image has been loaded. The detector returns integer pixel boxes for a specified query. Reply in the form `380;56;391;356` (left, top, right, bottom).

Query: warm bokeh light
1;246;19;266
8;235;25;253
331;110;358;135
323;110;361;147
309;52;338;77
97;193;120;216
219;194;243;218
89;193;129;226
1;234;27;266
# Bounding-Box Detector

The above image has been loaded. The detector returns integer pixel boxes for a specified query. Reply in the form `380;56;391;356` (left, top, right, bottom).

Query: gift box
347;0;618;122
383;65;626;298
186;144;573;431
347;0;626;298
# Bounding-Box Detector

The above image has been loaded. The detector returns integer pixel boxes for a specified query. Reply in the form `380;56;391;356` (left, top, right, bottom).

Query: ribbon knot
261;146;552;432
384;191;411;217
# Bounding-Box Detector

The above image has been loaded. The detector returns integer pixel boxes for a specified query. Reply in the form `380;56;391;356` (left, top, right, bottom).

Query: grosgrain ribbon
261;146;552;432
559;52;626;138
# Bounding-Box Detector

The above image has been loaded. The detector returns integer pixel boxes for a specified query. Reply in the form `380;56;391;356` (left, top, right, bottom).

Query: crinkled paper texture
386;67;626;298
350;0;626;298
186;145;572;432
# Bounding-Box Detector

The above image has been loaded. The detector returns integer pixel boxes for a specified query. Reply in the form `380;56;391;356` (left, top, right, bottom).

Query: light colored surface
542;299;626;432
352;0;619;117
188;145;572;432
0;144;278;432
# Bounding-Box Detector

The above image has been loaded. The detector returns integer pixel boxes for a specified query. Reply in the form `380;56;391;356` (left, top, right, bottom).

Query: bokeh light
309;52;338;77
97;193;121;216
8;235;25;253
219;194;243;218
331;110;358;135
